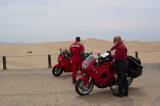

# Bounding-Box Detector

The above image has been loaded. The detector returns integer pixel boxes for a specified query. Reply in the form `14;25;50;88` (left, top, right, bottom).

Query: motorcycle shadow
52;72;82;80
129;87;147;97
76;87;146;105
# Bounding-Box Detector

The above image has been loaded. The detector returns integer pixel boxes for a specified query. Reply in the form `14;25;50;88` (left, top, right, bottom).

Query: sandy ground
0;38;160;69
0;64;160;106
0;38;160;106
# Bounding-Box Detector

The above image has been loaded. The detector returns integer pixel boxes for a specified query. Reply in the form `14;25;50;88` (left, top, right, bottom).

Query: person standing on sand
70;37;85;84
110;36;129;97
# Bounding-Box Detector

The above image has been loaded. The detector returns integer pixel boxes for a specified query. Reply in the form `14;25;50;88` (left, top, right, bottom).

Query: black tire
52;67;64;77
75;79;94;96
127;77;133;86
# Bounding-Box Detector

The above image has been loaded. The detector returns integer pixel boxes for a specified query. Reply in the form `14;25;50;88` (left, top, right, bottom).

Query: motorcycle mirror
97;53;100;57
59;48;62;52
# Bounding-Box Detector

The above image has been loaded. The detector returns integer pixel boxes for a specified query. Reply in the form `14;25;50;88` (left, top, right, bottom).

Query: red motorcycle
75;51;143;96
52;49;73;76
52;49;91;77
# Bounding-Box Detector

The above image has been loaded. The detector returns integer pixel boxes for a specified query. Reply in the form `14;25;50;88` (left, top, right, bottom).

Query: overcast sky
0;0;160;42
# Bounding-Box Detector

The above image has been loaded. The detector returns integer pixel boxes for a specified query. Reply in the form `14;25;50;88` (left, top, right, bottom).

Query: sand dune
0;38;160;69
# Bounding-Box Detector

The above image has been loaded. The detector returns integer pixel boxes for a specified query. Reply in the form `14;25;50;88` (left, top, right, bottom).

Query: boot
114;93;123;97
73;80;77;84
123;89;128;97
123;83;128;96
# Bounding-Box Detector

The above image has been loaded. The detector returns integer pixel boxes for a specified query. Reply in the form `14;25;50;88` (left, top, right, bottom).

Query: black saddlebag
127;56;143;78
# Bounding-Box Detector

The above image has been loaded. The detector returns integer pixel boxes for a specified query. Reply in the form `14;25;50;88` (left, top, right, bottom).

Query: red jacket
110;41;128;61
70;41;84;57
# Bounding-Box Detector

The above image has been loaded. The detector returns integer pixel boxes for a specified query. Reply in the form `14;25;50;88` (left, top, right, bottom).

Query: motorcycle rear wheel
75;79;94;96
127;77;133;86
52;67;64;77
110;82;119;95
110;77;133;95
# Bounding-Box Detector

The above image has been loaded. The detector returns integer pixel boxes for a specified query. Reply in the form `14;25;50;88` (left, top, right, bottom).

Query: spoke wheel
75;79;94;96
52;67;63;77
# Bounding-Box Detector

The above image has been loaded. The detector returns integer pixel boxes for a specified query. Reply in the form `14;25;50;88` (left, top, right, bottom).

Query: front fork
80;75;92;86
54;63;63;69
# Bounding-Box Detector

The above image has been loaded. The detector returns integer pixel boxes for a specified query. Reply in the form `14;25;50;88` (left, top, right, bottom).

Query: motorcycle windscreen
59;49;69;56
82;55;96;70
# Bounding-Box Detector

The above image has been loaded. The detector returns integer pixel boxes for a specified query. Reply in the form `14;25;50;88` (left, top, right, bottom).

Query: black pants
115;59;128;94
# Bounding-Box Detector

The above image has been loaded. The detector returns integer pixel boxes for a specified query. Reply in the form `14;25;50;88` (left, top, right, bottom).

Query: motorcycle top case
127;56;143;78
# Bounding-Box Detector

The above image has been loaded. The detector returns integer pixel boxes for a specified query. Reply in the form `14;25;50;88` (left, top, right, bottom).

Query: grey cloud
0;0;160;42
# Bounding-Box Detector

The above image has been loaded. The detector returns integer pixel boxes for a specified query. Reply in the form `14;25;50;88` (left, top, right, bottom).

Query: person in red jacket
110;36;128;97
70;37;85;84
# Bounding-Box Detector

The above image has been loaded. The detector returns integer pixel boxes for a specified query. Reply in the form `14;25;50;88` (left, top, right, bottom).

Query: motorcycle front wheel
52;67;64;77
75;79;94;96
